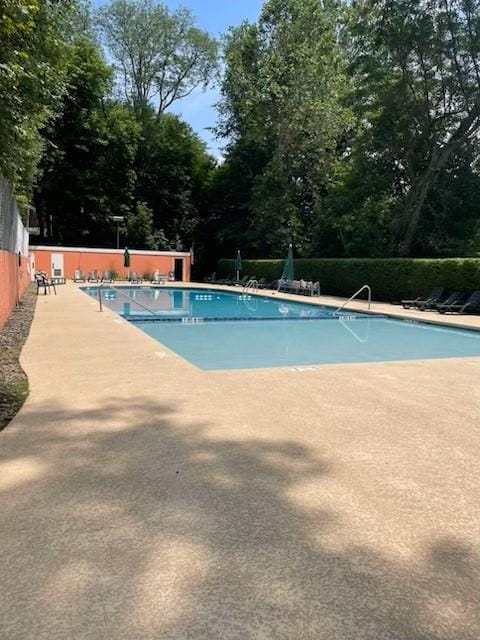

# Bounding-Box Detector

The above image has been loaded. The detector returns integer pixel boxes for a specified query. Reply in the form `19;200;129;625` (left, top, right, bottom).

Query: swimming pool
82;286;480;370
83;285;357;320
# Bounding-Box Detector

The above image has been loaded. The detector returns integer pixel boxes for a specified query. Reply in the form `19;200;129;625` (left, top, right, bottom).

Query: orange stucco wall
0;250;30;331
30;248;191;281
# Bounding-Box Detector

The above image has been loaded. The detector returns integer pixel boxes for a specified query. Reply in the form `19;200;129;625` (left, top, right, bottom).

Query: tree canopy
2;0;480;263
97;0;219;116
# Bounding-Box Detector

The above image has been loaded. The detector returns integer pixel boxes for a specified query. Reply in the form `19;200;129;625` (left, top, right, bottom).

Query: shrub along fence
217;258;480;302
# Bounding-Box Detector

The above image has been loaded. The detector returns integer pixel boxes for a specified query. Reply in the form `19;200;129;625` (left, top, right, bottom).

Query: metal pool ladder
334;285;372;314
242;279;258;295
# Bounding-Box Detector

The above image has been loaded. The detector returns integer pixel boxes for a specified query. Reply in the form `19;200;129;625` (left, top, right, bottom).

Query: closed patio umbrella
124;247;130;279
235;250;242;282
279;243;294;289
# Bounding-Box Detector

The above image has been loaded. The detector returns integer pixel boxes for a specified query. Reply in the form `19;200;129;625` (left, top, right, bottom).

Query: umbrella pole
236;269;239;282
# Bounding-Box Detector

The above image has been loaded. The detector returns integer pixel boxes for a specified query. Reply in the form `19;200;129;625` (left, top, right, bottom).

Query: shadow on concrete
0;398;478;639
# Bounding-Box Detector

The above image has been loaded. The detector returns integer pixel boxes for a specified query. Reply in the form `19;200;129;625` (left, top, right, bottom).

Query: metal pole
98;283;103;312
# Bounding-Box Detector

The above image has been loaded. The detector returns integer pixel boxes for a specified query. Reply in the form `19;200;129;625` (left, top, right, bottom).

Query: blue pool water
82;286;480;370
83;286;345;320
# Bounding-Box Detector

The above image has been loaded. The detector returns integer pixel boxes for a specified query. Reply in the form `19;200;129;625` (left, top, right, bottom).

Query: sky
94;0;264;158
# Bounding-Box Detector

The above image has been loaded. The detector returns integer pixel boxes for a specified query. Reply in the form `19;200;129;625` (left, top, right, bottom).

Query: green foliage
335;0;480;255
98;0;218;115
126;201;154;248
34;37;140;244
218;0;353;257
217;257;480;302
0;0;81;207
135;110;216;250
213;0;480;263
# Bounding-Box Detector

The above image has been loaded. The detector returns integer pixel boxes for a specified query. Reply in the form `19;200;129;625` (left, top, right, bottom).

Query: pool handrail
334;285;372;314
242;279;259;295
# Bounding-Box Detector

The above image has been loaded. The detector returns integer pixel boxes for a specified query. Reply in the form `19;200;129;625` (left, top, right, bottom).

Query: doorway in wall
51;253;64;277
174;258;183;281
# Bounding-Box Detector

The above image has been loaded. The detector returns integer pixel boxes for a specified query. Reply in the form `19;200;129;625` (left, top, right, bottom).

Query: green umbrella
280;243;294;285
124;247;130;279
235;250;242;282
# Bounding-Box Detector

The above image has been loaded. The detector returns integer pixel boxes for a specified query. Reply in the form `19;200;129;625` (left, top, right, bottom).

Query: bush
216;258;480;301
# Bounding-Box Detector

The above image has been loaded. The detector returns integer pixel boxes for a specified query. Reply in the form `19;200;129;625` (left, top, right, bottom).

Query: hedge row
216;258;480;302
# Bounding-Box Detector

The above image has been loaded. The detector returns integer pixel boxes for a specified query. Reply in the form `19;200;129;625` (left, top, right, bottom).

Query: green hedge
217;258;480;301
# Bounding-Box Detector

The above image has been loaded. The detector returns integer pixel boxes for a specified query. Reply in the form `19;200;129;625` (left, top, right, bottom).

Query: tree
126;201;154;248
34;37;140;244
97;0;218;116
0;0;81;207
218;0;353;257
349;0;480;256
135;109;215;250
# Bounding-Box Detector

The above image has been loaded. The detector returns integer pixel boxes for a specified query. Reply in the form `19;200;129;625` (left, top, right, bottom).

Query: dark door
174;258;183;281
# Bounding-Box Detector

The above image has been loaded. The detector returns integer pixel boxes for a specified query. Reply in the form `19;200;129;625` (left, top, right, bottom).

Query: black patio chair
401;287;444;309
432;291;465;312
35;272;56;296
438;290;480;314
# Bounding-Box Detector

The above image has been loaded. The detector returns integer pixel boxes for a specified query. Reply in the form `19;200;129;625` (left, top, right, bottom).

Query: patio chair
35;272;56;296
233;275;250;287
101;271;113;283
151;272;166;285
431;291;465;312
73;270;85;282
416;290;453;311
257;278;273;289
129;271;142;284
401;287;444;309
438;290;480;314
203;272;216;283
87;271;99;282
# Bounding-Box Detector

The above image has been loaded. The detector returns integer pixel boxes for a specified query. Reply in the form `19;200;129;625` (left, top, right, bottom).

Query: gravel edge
0;284;37;431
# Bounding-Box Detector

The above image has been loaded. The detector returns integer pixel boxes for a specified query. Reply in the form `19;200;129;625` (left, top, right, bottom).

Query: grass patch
0;380;29;429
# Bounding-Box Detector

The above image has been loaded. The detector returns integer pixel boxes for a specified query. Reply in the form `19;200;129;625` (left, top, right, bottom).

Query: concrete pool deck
1;282;479;639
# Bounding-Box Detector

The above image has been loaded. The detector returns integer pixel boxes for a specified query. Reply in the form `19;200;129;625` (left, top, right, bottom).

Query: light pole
112;216;124;249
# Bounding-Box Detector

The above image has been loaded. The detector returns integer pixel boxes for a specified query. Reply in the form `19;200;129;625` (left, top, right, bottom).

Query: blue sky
94;0;264;158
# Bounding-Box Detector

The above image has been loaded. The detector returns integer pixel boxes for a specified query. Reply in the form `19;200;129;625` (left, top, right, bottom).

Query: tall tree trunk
396;106;480;256
396;146;452;256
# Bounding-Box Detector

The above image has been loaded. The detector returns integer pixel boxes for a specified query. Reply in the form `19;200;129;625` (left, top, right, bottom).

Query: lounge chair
101;271;113;283
87;271;99;282
129;271;142;284
233;275;250;287
35;272;56;295
213;274;232;284
401;287;444;309
257;278;272;289
431;291;465;312
151;272;166;284
73;270;85;282
438;290;480;314
203;272;216;283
